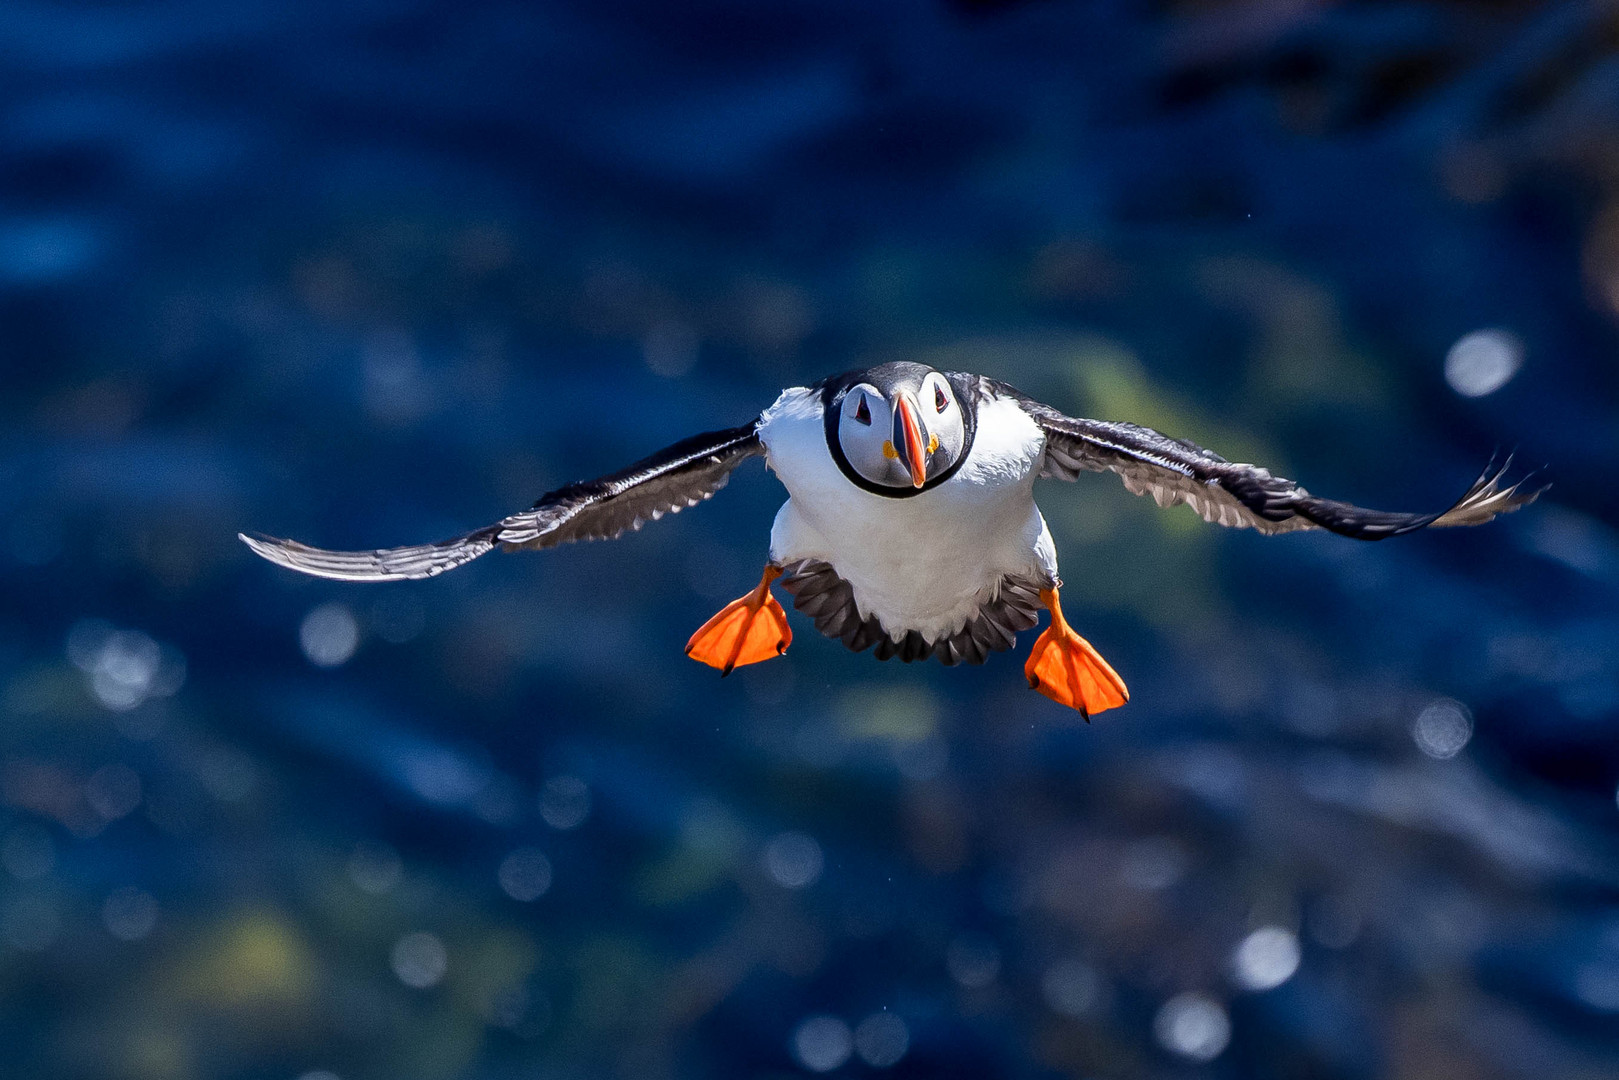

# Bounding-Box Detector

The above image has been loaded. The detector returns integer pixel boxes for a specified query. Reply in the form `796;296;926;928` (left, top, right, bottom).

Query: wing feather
982;379;1544;539
241;423;765;581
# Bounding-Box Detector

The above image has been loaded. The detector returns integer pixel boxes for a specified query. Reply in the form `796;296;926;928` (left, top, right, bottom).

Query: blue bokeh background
2;2;1618;1078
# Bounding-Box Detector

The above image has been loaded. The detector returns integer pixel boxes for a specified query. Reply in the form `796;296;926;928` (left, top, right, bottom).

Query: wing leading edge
241;423;765;581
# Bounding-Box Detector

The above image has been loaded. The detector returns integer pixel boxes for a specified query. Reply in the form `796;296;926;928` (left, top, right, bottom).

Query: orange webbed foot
685;565;793;676
1024;588;1128;720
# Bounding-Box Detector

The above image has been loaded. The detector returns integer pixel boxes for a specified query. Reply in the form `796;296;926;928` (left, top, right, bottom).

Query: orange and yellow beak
894;396;928;488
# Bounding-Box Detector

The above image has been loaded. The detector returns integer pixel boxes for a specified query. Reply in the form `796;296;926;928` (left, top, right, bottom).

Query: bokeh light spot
1413;699;1473;760
1231;926;1301;991
390;931;448;989
68;621;185;712
300;602;359;668
539;775;591;830
1;823;56;881
1154;992;1230;1062
86;763;143;821
487;983;542;1031
1042;959;1102;1016
1444;329;1523;397
1574;964;1619;1011
644;319;700;377
946;934;1002;989
362;329;431;426
497;847;554;902
347;842;403;895
103;886;159;941
853;1012;909;1068
89;632;160;710
792;1015;853;1072
763;831;823;889
1119;835;1186;891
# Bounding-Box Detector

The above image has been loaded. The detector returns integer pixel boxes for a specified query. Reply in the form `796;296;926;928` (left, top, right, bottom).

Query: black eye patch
853;394;872;425
934;385;949;412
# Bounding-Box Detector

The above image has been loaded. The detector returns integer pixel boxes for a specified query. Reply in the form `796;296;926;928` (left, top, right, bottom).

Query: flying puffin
241;363;1541;719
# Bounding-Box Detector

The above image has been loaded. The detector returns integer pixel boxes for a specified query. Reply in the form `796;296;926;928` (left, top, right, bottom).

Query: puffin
241;363;1541;718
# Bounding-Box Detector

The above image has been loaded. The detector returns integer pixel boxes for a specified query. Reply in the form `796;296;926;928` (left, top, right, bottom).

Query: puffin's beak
894;396;928;488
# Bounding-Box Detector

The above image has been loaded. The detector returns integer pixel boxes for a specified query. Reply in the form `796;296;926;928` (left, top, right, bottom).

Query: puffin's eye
853;394;872;425
934;385;949;412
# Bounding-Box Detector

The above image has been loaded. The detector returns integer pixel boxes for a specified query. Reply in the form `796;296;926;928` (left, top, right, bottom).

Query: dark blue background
2;2;1617;1078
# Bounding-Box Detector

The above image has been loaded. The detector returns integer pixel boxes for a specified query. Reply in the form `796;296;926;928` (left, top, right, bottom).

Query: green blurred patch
636;798;748;906
923;332;1245;630
184;912;314;1007
918;331;1279;466
3;665;99;732
564;936;661;1040
1193;255;1390;411
123;1027;191;1080
449;927;539;1018
118;911;319;1080
1057;498;1221;629
835;684;938;743
390;1011;486;1080
634;849;733;907
1066;341;1275;468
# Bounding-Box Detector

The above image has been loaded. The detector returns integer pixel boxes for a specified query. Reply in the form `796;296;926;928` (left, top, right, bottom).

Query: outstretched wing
985;380;1544;539
240;422;765;581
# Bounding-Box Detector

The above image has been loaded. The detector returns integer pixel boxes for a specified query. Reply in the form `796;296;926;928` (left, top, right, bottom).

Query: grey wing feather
777;559;1044;667
980;378;1545;539
240;423;765;581
239;530;499;580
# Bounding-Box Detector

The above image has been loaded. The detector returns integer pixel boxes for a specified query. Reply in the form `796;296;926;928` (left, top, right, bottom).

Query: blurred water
2;2;1617;1079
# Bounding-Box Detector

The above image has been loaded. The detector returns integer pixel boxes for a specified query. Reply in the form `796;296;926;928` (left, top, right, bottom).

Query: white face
835;370;966;489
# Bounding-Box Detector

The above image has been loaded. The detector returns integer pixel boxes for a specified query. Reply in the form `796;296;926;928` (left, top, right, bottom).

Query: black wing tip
1289;453;1548;540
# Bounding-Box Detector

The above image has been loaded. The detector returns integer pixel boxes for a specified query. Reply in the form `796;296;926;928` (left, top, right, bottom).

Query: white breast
757;386;1057;642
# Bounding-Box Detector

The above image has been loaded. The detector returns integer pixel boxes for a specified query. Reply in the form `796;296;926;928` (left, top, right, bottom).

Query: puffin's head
828;362;970;495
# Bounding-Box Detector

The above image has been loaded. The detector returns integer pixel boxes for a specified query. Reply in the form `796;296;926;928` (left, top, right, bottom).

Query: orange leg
1024;587;1129;720
685;565;793;676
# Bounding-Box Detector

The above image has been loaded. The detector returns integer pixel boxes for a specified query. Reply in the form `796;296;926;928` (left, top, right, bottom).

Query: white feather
757;387;1056;642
